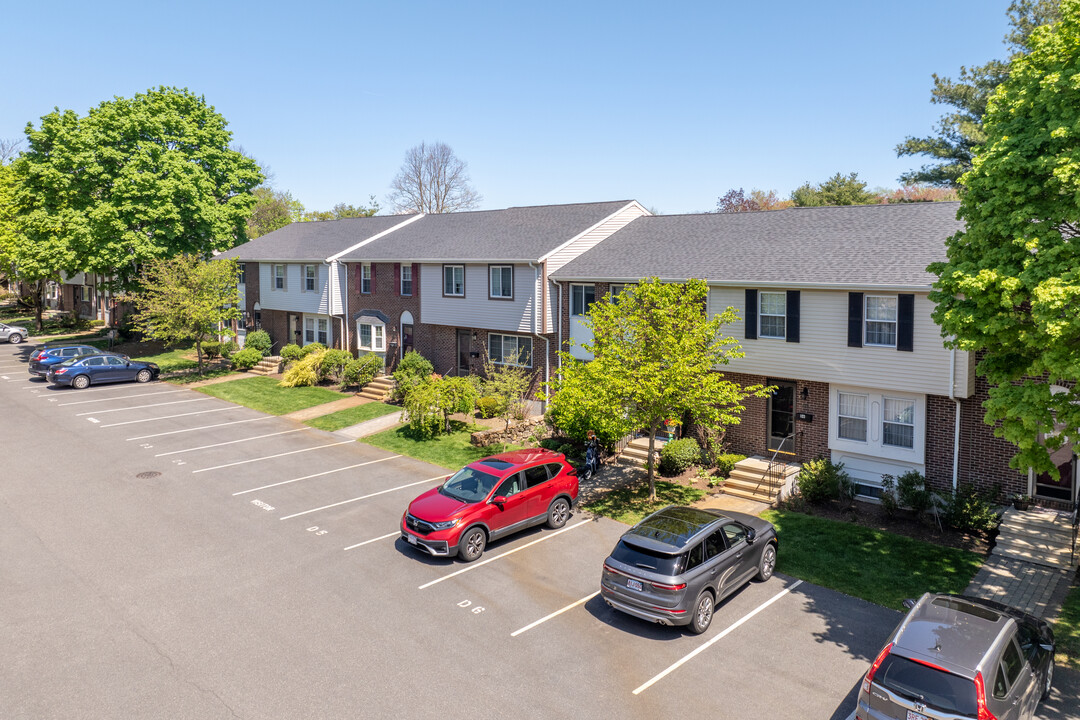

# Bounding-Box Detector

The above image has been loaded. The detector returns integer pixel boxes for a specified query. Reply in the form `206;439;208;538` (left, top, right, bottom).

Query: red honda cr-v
401;448;579;562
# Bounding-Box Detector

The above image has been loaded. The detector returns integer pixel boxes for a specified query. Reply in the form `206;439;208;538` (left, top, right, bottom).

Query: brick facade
721;372;829;463
346;262;423;369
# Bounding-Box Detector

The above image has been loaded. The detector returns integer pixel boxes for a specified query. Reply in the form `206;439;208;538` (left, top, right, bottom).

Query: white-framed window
443;265;465;296
304;317;315;343
489;334;532;367
489;265;513;299
865;296;897;346
759;291;786;339
238;264;246;285
80;285;92;302
46;282;58;300
571;284;595;316
360;264;372;294
401;265;412;296
610;284;627;299
882;397;916;448
837;392;868;442
273;264;286;290
357;321;385;351
317;318;329;345
303;265;317;292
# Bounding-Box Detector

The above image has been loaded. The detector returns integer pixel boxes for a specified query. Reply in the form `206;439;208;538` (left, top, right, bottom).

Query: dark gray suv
600;506;777;634
857;593;1055;720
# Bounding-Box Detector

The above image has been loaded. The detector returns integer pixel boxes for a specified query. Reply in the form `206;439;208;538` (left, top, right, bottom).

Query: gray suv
600;506;777;634
0;321;28;344
858;593;1054;720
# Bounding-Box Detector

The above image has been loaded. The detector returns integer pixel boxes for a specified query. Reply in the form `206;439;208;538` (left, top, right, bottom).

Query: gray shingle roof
550;202;963;289
337;200;637;262
217;215;417;262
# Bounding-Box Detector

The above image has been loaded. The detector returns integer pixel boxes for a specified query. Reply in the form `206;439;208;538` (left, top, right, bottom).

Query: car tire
1042;659;1054;701
72;374;90;390
8;333;22;344
756;542;777;582
546;498;571;529
458;527;486;563
689;590;714;635
136;369;152;383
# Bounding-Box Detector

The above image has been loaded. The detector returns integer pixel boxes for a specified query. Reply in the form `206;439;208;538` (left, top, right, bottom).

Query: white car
0;321;29;344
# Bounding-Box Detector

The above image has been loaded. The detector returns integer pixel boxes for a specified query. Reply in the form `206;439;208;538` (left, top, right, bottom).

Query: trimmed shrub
477;395;506;419
280;343;304;364
658;438;702;476
89;319;105;328
393;350;434;402
245;329;272;357
796;458;849;504
221;341;238;360
714;453;746;478
319;349;353;384
343;353;383;390
896;470;934;519
941;484;1001;534
280;351;324;388
880;474;900;517
300;342;326;358
231;347;262;370
539;437;563;451
202;341;222;359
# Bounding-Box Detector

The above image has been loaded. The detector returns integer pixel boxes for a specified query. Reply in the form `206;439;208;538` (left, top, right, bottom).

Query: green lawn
130;346;200;373
306;402;401;432
196;376;347;415
0;308;107;339
761;509;984;611
582;481;707;525
1055;581;1080;671
165;368;239;385
362;421;521;470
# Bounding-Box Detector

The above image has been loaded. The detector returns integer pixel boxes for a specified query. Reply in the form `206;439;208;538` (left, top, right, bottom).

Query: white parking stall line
75;398;211;416
5;377;31;382
39;383;163;397
99;406;236;428
191;440;354;474
126;416;271;441
58;389;188;406
153;428;312;457
418;519;592;590
511;591;600;637
279;474;443;520
631;579;803;696
232;456;410;496
343;531;401;551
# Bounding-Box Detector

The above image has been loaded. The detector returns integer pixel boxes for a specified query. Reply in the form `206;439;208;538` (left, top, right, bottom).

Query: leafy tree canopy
790;172;877;207
930;1;1080;477
716;188;793;213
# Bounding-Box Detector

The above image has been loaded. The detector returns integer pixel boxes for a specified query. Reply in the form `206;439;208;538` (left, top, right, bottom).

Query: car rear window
610;540;684;575
875;654;976;717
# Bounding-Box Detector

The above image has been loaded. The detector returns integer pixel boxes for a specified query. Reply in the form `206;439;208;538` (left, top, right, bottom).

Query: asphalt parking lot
2;341;1077;719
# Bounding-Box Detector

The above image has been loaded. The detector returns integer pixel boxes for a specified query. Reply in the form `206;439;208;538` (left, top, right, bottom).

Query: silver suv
858;593;1054;720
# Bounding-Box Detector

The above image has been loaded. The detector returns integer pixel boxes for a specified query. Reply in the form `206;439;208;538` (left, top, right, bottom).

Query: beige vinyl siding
543;203;649;275
258;262;346;316
710;287;974;398
421;263;538;333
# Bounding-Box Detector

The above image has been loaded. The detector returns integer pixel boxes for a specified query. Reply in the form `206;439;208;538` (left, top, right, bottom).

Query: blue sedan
47;353;160;389
28;344;118;377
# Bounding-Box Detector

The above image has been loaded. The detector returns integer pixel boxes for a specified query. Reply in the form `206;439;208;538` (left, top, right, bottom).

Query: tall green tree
930;1;1080;478
897;1;1061;187
129;256;241;375
549;278;769;500
17;87;262;294
247;187;305;239
790;172;877;207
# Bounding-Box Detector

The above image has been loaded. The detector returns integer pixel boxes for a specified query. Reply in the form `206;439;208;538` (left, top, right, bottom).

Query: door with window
1035;447;1075;502
456;329;471;376
767;380;795;453
401;323;414;357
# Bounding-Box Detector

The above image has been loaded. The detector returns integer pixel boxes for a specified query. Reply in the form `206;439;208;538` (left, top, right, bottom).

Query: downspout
552;279;563;375
949;348;960;491
323;260;348;351
529;261;549;411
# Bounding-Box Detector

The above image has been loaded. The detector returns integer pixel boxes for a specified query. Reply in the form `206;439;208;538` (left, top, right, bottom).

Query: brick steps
358;374;395;402
617;437;668;467
248;356;283;376
720;456;800;505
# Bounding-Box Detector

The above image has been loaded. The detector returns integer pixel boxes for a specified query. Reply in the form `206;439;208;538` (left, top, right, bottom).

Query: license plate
626;578;643;591
406;533;417;545
906;711;928;720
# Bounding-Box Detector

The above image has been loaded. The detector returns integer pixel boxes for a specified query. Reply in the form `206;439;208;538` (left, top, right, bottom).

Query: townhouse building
550;202;1077;507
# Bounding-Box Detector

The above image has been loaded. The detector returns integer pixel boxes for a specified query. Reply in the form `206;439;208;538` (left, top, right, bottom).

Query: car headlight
430;518;459;530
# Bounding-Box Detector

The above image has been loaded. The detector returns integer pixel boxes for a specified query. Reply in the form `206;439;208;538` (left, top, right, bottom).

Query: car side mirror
745;528;756;544
1040;643;1054;653
491;496;507;507
902;598;918;610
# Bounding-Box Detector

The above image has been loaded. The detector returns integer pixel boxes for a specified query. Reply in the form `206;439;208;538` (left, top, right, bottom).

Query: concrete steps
248;356;283;376
721;456;800;505
618;437;668;467
992;507;1078;570
358;374;395;402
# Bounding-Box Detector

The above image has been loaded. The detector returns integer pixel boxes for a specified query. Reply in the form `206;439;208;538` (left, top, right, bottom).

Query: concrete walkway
334;410;405;439
282;394;370;421
964;555;1075;619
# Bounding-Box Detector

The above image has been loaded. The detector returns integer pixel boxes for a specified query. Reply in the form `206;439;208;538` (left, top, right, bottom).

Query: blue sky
2;1;1011;214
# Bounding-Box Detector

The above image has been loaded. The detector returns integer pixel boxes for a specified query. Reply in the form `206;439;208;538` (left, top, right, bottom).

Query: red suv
401;449;579;562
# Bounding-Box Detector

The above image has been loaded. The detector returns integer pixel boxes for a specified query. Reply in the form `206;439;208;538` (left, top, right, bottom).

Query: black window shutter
848;292;863;347
786;290;800;343
897;294;914;352
744;289;758;340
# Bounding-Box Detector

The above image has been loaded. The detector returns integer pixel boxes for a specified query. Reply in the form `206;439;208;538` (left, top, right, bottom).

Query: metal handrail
1071;498;1078;568
757;434;794;496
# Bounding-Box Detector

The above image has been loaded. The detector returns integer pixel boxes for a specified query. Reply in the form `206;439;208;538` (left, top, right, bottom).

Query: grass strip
1055;580;1080;671
306;402;401;432
761;509;984;611
582;480;707;525
196;376;346;415
362;421;520;470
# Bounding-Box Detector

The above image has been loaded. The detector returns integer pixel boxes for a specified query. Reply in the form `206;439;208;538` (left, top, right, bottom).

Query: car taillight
974;671;998;720
862;642;893;693
55;368;67;374
651;581;687;591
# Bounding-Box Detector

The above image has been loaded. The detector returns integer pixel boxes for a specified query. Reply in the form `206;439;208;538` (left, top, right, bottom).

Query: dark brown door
1035;448;1075;501
456;329;471;376
402;323;414;357
767;380;796;453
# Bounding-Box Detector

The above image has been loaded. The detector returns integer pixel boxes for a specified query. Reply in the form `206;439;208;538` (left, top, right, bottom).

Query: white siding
258;262;346;316
543;203;649;275
709;287;974;398
420;263;538;333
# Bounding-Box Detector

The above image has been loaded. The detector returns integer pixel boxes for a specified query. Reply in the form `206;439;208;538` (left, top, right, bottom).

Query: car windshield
876;655;977;717
610;540;685;575
440;467;500;503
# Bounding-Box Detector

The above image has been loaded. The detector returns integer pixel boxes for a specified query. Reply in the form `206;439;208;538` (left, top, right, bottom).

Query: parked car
401;448;579;562
46;353;159;389
857;593;1055;720
0;321;29;344
28;344;117;377
600;506;777;634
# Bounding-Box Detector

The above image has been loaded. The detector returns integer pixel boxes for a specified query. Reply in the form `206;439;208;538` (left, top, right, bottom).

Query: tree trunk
647;424;659;502
195;339;204;376
33;280;45;333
